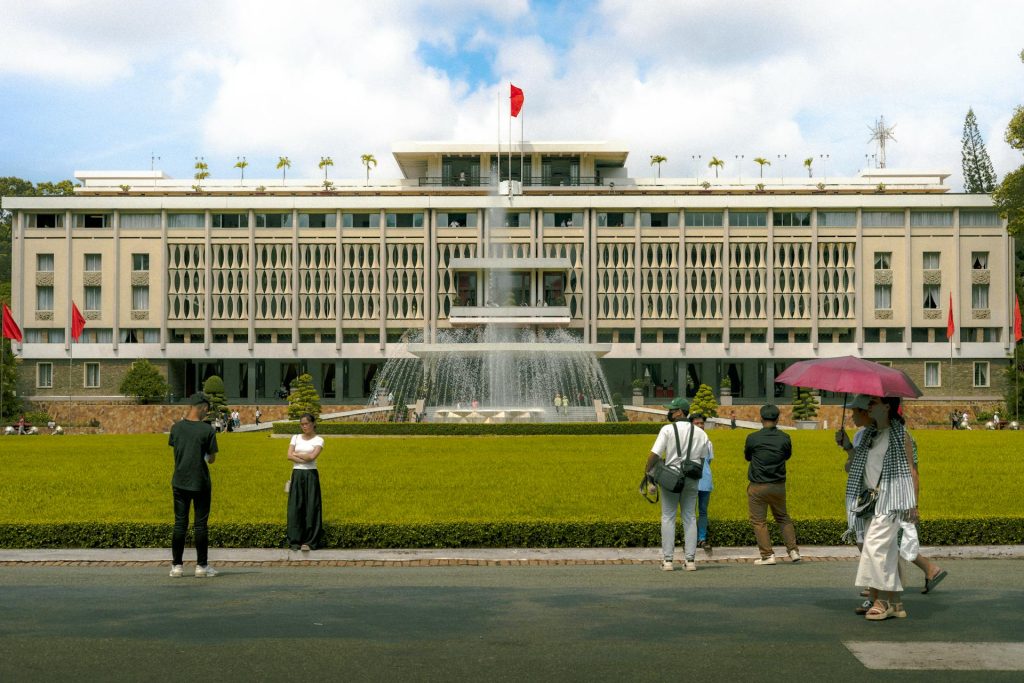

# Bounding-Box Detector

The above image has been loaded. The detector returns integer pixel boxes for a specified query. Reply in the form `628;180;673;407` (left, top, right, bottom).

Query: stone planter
719;387;732;406
795;419;819;430
632;389;644;406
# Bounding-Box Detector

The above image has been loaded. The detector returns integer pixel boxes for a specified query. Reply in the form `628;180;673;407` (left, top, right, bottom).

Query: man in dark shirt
744;404;800;565
168;392;219;578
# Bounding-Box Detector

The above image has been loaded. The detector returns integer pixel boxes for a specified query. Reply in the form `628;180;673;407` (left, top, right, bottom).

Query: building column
855;209;864;350
160;210;168;350
903;208;912;351
678;209;686;351
112;210;120;352
336;209;343;352
204;210;212;351
810;209;819;351
293;209;300;352
633;209;641;351
722;209;731;351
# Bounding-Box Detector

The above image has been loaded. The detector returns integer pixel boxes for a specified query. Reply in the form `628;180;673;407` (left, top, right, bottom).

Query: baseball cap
665;397;690;412
845;394;873;411
759;404;780;420
188;392;211;406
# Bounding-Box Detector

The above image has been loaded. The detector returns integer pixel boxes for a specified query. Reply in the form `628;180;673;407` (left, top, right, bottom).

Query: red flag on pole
510;84;524;117
71;302;87;342
1011;294;1019;344
946;293;955;341
2;303;22;342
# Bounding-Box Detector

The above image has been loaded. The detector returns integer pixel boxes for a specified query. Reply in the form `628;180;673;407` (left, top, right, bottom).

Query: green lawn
1;430;1020;524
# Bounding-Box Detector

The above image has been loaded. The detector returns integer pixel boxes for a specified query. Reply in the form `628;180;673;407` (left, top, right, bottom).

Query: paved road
1;558;1022;681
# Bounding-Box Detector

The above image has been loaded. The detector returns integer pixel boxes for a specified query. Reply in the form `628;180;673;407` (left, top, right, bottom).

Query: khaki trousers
747;481;798;558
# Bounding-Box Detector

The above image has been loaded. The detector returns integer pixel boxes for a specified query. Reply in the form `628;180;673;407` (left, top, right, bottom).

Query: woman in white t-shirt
286;413;325;551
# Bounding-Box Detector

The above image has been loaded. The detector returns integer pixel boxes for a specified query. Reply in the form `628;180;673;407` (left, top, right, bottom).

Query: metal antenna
867;116;897;169
150;153;160;171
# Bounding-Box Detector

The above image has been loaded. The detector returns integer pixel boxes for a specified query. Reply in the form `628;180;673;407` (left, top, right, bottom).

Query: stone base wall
712;401;1006;429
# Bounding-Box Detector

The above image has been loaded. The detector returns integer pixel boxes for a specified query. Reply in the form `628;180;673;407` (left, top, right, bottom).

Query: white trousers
855;513;903;592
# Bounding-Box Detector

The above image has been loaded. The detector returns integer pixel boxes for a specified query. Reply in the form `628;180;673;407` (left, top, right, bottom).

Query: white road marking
844;642;1024;670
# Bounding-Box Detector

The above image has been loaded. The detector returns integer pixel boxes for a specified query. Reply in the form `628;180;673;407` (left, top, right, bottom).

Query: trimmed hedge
2;518;1021;549
273;421;665;436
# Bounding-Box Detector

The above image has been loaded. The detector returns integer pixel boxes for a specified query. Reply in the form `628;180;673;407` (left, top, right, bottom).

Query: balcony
448;305;571;326
449;257;572;270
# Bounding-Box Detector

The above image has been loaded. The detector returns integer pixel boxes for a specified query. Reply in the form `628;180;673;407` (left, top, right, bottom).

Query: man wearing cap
745;403;800;565
168;392;219;578
644;397;711;571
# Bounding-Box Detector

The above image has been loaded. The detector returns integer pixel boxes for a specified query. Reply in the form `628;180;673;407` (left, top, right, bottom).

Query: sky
2;0;1023;189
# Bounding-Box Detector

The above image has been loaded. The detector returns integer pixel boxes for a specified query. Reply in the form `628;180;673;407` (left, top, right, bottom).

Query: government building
5;141;1015;407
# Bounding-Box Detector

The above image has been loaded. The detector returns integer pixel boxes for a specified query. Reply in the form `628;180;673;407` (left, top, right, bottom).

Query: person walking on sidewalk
168;392;219;578
287;413;325;551
644;397;711;572
745;404;800;565
688;413;715;555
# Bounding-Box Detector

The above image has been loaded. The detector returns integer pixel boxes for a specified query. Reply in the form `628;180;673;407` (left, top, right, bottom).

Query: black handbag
852;468;883;519
647;422;697;493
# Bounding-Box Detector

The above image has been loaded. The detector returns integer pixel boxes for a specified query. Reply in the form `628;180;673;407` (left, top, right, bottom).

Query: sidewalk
2;545;1021;567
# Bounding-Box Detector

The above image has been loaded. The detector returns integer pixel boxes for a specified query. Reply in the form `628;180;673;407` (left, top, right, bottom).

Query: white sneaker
685;561;697;572
169;564;184;578
789;549;802;563
195;564;218;578
661;560;675;571
754;555;777;566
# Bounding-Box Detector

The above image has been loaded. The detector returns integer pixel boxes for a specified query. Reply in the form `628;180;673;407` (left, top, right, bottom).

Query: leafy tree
193;159;210;181
961;108;997;193
792;387;818;420
119;359;170;404
754;157;771;177
319;156;334;181
1;338;22;420
361;153;377;186
287;373;322;420
233;157;248;183
649;154;667;178
689;383;718;419
202;375;229;424
276;156;291;182
707;157;724;178
994;50;1024;237
803;157;814;177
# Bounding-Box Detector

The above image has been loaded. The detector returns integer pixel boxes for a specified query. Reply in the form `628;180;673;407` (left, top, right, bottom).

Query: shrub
202;375;229;423
287;373;321;420
119;359;170;404
792;387;818;420
690;384;718;418
610;393;629;422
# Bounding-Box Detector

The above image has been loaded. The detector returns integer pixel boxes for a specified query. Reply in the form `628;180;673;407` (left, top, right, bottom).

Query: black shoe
696;540;705;549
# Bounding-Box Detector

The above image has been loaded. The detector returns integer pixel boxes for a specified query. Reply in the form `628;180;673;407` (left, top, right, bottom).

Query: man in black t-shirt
744;404;800;565
168;392;219;578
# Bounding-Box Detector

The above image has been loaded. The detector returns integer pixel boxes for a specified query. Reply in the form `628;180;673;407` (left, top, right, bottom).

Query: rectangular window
874;284;892;309
503;212;531;227
84;253;102;271
167;213;204;228
971;252;989;269
911;328;930;342
36;286;54;311
37;253;54;272
960;210;1000;227
817;211;855;227
922;252;940;269
85;286;102;312
542;211;584;228
76;213;111;228
437;212;476;228
37;363;53;388
342;212;381;228
132;286;149;311
84;362;100;388
454;272;477;306
729;211;767;227
924;362;941;388
385;212;424;228
640;211;679;227
299;213;337;228
772;211;811;227
597;212;629;227
973;362;989;387
910;210;953;227
132;253;150;271
864;328;881;343
255;213;293;228
874;252;891;269
211;213;248;228
119;213;160;229
862;211;904;228
543;272;567;305
923;284;939;309
684;211;723;227
972;284;989;309
28;213;62;228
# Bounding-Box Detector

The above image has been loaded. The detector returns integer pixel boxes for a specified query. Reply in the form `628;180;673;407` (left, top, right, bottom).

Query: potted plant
631;378;646;406
719;376;732;406
815;182;826;192
700;181;712;191
755;182;766;193
792;387;819;429
875;182;887;193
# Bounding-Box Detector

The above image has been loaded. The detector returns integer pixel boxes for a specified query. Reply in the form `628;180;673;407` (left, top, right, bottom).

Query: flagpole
68;338;74;430
508;82;512;196
497;84;501;184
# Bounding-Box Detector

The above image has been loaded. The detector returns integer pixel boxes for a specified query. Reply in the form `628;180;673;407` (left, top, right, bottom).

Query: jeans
696;490;711;542
172;486;211;566
659;477;699;561
747;481;798;558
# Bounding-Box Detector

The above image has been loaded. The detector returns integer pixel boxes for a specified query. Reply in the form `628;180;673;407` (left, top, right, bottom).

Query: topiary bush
287;373;322;420
792;387;818;420
690;383;719;418
202;375;229;424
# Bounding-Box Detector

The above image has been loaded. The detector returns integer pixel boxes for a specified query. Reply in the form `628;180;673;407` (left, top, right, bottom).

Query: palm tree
276;156;291;182
361;153;378;186
319;156;334;181
708;157;725;178
193;158;210;183
649;154;667;178
803;157;814;177
754;157;771;178
233;156;248;183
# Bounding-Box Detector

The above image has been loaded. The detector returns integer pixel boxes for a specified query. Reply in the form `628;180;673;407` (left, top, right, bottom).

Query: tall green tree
119;359;170;404
287;373;322;420
649;154;667;178
961;108;997;193
360;153;377;186
754;157;771;178
319;156;334;181
803;157;814;177
707;157;724;178
276;156;291;182
993;51;1024;237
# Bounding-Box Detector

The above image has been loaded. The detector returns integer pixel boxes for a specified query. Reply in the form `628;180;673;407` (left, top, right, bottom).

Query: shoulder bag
647;422;696;493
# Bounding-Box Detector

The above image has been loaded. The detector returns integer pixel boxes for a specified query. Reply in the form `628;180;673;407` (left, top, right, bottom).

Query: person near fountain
554;392;562;414
644;397;711;571
688;412;714;555
286;413;325;552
